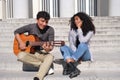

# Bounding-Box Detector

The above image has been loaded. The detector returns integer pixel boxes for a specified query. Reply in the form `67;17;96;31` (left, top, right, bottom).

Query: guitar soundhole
26;41;29;47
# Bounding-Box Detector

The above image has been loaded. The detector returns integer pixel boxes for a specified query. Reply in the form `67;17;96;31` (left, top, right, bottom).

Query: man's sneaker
48;68;54;75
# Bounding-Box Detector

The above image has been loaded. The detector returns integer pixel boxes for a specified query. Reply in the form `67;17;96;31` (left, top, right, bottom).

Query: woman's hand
74;16;83;29
76;22;82;29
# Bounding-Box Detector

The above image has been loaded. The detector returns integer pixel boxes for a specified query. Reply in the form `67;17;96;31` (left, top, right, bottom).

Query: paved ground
0;49;120;80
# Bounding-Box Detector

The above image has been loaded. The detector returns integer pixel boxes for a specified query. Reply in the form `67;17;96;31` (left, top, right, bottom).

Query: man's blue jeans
60;43;91;61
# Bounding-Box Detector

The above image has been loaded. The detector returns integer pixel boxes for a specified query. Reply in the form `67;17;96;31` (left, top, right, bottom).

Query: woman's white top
68;28;94;52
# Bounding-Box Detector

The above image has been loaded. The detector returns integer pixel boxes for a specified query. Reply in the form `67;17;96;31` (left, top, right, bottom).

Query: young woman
60;12;95;78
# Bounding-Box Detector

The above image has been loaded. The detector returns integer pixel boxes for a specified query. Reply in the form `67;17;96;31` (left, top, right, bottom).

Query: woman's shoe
63;62;71;75
63;68;71;75
68;62;81;78
69;68;81;78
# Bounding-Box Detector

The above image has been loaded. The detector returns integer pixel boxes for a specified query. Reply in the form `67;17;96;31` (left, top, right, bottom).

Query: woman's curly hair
70;12;95;36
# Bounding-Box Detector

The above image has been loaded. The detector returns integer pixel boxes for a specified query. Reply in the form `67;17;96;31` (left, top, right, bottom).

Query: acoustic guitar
13;34;65;56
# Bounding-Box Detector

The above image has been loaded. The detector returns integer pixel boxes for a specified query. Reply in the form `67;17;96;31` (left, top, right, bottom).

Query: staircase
0;17;120;80
0;17;120;53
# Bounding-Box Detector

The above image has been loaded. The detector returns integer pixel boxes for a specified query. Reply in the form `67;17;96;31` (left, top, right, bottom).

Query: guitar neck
29;41;45;46
28;41;64;47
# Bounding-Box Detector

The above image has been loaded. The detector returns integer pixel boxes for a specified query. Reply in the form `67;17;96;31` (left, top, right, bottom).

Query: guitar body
13;34;65;56
13;34;36;56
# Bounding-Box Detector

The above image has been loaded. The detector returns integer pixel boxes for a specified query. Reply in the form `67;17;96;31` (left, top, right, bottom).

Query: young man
14;11;54;80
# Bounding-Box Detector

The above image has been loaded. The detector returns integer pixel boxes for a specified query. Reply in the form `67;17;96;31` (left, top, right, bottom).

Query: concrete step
0;59;120;80
1;28;120;36
2;17;120;23
0;36;120;47
1;40;120;49
0;17;120;54
0;49;120;70
0;46;120;54
1;23;120;30
0;68;119;80
0;17;120;80
0;45;120;80
1;31;120;39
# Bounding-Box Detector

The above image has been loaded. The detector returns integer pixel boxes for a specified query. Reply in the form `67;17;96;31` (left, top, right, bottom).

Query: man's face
37;18;49;29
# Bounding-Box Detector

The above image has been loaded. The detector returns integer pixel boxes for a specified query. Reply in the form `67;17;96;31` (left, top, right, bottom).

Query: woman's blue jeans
60;43;91;61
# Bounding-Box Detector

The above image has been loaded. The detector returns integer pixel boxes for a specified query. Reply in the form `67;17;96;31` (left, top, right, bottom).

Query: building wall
1;0;120;19
109;0;120;16
0;0;6;19
97;0;109;16
59;0;75;17
28;0;33;18
0;0;2;19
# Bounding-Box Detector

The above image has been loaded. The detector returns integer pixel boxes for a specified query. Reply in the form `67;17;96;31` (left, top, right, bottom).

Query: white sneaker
48;68;54;75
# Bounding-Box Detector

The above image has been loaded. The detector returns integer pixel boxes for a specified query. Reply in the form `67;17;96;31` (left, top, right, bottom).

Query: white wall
0;0;2;19
13;0;29;18
0;0;6;19
97;0;120;16
109;0;120;16
32;0;41;18
60;0;75;17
